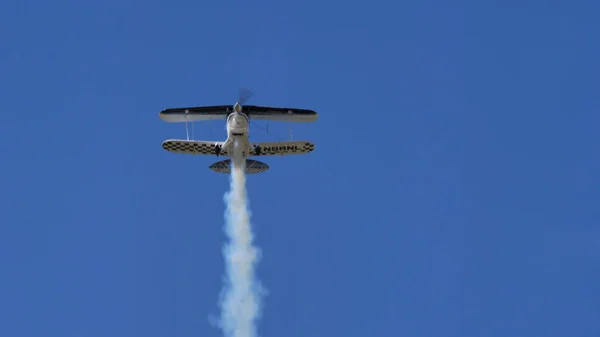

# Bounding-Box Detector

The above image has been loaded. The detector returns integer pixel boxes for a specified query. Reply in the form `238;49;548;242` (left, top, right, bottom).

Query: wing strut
289;113;293;140
185;110;190;140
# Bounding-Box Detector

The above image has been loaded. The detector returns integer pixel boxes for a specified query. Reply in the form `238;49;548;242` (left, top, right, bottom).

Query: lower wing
251;140;315;156
161;139;315;157
161;139;228;156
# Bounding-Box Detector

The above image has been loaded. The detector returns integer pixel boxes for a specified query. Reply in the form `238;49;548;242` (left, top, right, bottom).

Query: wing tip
159;110;169;121
159;108;184;122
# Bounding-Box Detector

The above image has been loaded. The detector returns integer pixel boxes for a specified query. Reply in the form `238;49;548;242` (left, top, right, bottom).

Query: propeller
233;87;254;113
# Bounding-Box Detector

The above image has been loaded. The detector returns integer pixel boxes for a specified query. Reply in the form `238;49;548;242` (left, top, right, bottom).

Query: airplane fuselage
226;111;249;138
217;111;258;157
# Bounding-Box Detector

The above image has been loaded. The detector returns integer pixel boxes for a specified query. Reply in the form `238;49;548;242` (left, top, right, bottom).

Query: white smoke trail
219;140;264;337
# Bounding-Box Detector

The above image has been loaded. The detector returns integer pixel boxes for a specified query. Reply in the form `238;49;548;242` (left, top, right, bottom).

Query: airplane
159;92;318;174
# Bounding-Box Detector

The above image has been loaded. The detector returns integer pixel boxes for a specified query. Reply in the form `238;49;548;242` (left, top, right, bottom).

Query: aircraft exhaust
218;139;265;337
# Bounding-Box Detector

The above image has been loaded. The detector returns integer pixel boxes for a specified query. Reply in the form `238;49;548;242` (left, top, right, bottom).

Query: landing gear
215;144;221;157
254;145;262;156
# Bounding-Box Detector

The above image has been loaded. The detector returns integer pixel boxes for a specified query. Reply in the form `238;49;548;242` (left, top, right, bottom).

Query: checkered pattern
162;140;227;156
209;159;269;174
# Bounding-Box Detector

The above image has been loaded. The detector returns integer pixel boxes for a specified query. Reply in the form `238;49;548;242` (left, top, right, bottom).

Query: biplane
159;91;317;174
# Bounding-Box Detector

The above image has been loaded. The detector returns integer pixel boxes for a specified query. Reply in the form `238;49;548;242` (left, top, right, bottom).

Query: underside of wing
159;105;232;122
159;104;318;123
250;140;315;156
244;105;318;122
162;139;229;156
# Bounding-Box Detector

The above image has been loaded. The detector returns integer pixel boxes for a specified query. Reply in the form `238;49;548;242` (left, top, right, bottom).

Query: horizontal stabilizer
209;159;269;174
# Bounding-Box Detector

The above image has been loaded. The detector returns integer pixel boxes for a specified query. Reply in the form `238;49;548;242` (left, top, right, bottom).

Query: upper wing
162;139;229;156
159;105;318;123
159;105;231;122
250;140;315;156
244;105;318;122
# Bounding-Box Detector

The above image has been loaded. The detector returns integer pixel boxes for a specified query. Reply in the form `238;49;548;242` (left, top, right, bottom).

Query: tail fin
209;159;269;174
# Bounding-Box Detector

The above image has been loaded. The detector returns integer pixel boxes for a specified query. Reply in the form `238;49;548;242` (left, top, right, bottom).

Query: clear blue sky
1;0;599;336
